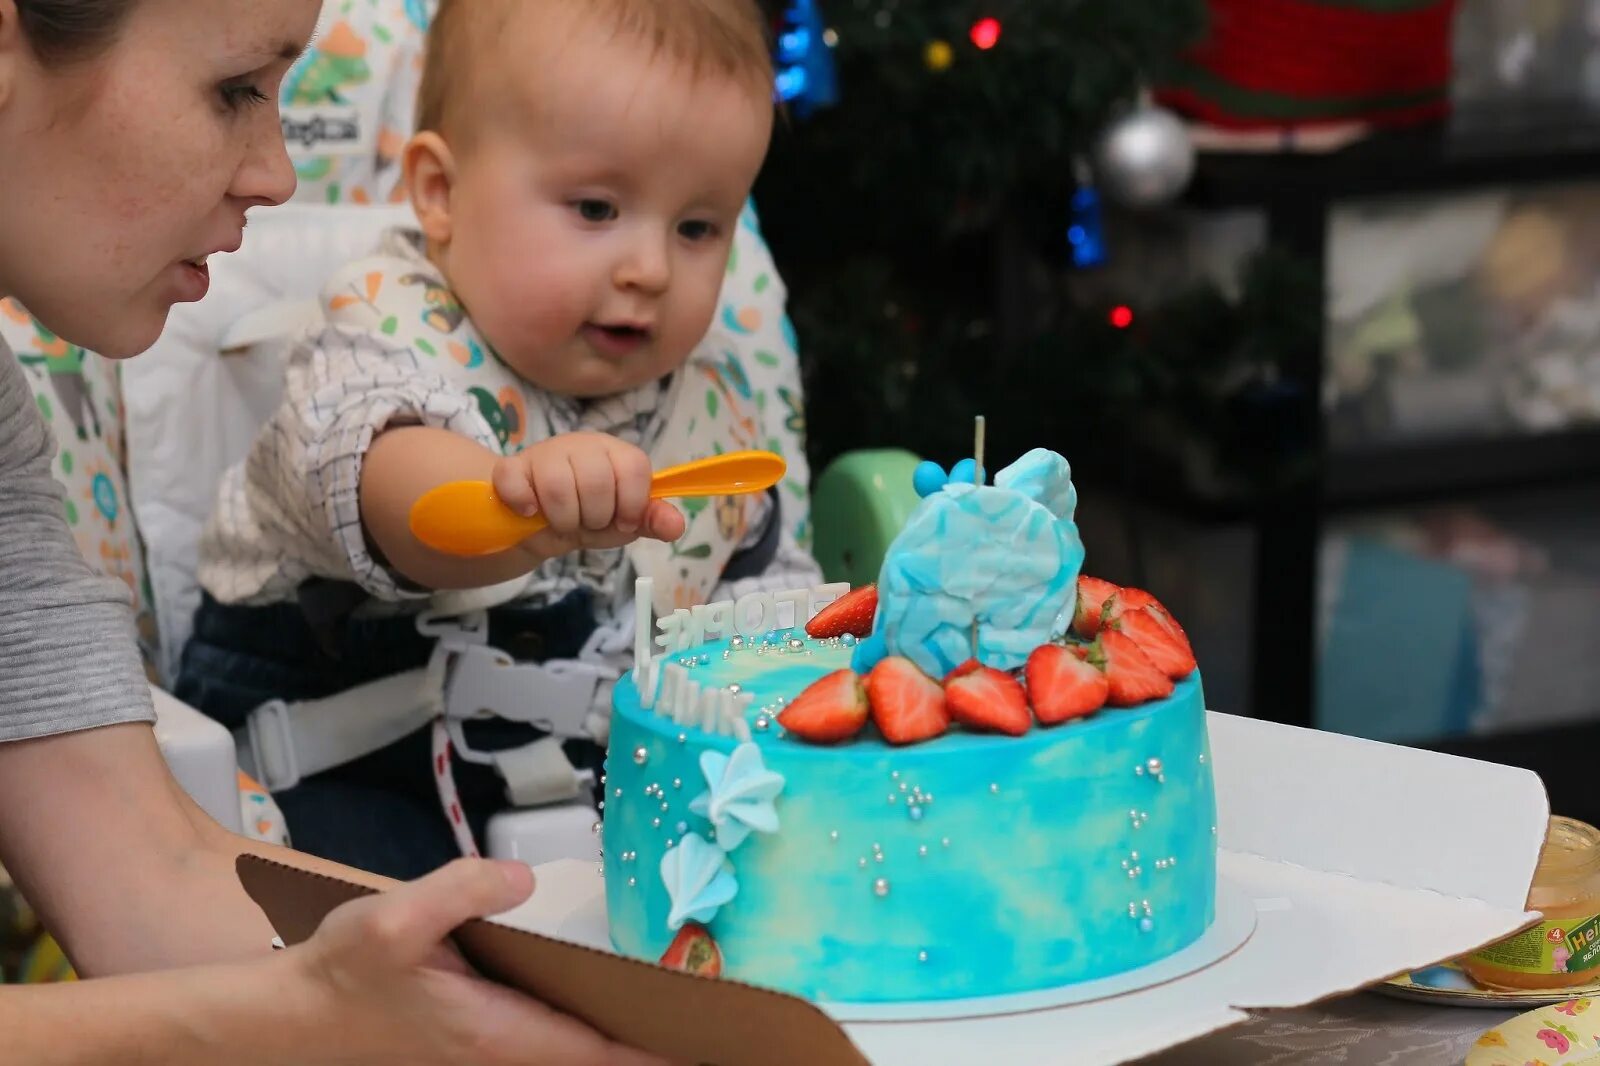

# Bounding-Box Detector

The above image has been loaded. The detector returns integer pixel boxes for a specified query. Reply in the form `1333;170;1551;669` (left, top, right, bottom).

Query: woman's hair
15;0;136;64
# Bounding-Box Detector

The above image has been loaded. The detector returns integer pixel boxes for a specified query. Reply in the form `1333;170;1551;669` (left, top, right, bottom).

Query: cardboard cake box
240;711;1549;1065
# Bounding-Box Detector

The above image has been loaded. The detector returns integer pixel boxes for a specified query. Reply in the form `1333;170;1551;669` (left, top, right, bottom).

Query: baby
177;0;820;878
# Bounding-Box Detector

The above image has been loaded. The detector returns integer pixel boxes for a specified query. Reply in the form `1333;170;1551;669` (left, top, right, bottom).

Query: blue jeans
175;586;603;880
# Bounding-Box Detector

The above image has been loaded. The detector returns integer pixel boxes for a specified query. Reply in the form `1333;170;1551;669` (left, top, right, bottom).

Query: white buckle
444;644;601;742
416;609;489;649
245;699;302;792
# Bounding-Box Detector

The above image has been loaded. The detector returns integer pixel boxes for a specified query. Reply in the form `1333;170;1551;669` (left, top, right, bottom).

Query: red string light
1109;305;1134;329
970;17;1001;50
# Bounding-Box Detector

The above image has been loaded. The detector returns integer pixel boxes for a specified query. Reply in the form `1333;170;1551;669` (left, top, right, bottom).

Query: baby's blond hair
417;0;773;142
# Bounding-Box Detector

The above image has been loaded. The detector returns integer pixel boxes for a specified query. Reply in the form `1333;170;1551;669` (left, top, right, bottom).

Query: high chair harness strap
235;607;604;803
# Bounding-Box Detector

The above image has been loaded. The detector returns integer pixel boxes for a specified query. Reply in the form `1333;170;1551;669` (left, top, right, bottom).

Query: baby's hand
490;432;686;557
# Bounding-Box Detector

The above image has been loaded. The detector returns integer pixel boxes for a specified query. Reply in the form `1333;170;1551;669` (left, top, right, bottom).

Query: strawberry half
944;665;1032;736
805;584;879;639
1084;630;1175;707
777;668;869;743
1100;586;1161;628
1072;575;1120;637
1026;644;1109;723
1112;606;1197;680
659;923;723;976
944;658;984;683
865;657;950;745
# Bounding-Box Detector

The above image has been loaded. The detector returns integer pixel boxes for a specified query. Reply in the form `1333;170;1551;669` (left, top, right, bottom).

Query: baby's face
434;24;773;399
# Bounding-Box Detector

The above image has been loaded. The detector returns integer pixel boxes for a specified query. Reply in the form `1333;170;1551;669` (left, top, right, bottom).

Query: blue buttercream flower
687;743;785;851
660;833;739;930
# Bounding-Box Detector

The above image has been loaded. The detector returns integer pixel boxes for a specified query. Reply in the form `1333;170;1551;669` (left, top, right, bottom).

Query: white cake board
491;712;1553;1065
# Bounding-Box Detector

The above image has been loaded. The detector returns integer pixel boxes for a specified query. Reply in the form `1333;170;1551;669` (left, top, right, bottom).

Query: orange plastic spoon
408;449;787;557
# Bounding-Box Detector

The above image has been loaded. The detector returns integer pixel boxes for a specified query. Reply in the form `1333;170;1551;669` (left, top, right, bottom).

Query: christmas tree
755;1;1318;493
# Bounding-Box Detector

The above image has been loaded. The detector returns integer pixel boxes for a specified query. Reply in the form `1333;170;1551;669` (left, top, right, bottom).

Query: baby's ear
401;131;457;245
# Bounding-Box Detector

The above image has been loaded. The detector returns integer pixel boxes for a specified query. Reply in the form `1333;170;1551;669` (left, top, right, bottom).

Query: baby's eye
574;199;618;223
678;220;718;242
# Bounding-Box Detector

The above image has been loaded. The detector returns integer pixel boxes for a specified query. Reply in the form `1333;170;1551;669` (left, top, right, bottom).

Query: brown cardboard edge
236;855;869;1066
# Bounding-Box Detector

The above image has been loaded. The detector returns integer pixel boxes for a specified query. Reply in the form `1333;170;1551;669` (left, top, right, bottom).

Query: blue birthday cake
603;449;1217;1003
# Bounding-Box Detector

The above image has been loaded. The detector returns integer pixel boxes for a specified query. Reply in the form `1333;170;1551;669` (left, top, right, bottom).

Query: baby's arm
361;427;684;590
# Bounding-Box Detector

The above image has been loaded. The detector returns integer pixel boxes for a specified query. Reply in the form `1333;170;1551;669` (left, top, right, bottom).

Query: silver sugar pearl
830;830;839;842
942;837;951;848
887;793;898;805
1146;757;1164;775
731;635;745;647
858;857;868;869
875;852;885;863
1169;856;1178;867
899;782;909;792
918;845;929;857
918;950;929;963
672;778;683;790
660;801;670;813
755;716;771;732
872;842;882;853
728;683;742;695
788;637;805;650
614;787;623;798
651;817;662;829
891;771;901;780
633;746;649;766
989;783;1000;794
628;877;637;888
665;838;676;848
677;733;687;745
597;801;605;812
599;773;607;785
1199;753;1207;764
873;878;890;898
590;821;602;835
1134;765;1146;776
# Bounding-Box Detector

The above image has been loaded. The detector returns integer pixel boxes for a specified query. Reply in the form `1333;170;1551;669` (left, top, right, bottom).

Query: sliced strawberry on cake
865;657;950;745
1111;606;1198;681
1025;643;1109;723
659;923;723;976
777;668;869;743
944;658;984;682
805;584;879;639
1099;586;1162;631
1077;630;1175;707
1072;575;1120;637
944;665;1032;736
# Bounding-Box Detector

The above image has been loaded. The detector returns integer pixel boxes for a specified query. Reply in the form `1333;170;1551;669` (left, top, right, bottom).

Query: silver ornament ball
1094;103;1195;209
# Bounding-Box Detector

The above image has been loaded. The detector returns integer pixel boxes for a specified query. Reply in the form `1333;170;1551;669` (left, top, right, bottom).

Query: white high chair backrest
123;202;415;682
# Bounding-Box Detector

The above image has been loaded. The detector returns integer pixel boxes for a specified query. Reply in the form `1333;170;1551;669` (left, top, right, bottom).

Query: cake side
603;632;1217;1003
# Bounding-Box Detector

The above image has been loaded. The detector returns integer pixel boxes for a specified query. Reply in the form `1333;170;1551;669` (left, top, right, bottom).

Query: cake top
629;446;1198;752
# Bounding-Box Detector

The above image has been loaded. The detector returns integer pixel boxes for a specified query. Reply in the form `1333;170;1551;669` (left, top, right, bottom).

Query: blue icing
660;832;739;930
604;632;1217;1003
687;744;785;851
871;448;1085;677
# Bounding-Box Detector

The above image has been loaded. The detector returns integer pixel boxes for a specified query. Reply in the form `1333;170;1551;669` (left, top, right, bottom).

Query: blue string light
773;0;838;119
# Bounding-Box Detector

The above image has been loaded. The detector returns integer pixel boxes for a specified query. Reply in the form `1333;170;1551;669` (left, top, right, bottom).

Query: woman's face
0;0;319;357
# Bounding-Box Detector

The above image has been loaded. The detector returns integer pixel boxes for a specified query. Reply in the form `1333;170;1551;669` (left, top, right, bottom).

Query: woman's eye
219;82;270;113
574;199;618;223
678;220;718;242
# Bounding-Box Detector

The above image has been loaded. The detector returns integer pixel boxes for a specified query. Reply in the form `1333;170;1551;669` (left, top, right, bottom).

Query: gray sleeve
0;337;154;741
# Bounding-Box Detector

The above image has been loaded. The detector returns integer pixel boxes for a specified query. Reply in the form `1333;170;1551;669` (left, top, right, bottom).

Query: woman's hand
290;858;665;1065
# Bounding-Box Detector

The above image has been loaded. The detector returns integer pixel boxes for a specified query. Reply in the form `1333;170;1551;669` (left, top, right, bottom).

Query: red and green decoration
781;575;1197;747
1156;0;1461;130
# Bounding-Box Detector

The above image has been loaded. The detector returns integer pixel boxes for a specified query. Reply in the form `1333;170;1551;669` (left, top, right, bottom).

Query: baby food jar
1464;816;1600;990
